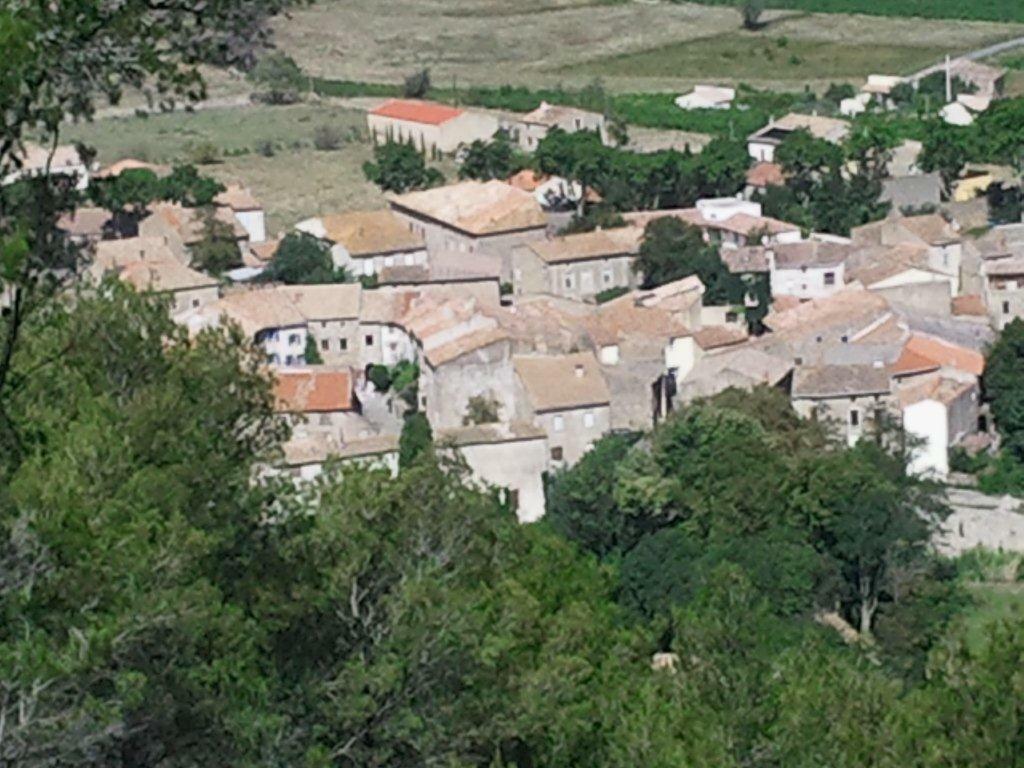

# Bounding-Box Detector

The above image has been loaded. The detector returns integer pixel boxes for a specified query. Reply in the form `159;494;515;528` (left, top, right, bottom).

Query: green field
576;33;948;81
687;0;1024;23
61;104;393;234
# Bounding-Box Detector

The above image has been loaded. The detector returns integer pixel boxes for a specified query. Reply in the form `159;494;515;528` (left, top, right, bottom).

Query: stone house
982;256;1024;329
511;227;642;301
747;113;850;163
437;423;549;523
215;185;266;243
624;198;801;249
509;101;606;151
117;258;220;316
273;367;368;440
278;433;399;482
790;363;894;446
513;352;612;467
846;242;956;314
851;214;963;293
139;202;248;263
367;99;500;155
765;239;849;300
388;180;549;280
295;209;427;278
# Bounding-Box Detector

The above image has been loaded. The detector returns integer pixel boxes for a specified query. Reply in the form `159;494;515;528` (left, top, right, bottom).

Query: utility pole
945;54;952;103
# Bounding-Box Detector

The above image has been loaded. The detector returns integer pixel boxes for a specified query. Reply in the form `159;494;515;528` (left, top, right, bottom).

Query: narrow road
910;35;1024;80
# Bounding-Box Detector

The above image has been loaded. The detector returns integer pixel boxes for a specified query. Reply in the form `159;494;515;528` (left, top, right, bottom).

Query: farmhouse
367;99;500;155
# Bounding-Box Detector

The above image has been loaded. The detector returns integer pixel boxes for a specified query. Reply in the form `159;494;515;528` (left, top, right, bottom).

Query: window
192;298;200;308
365;334;374;346
550;446;564;461
725;311;738;323
321;339;330;351
319;414;331;426
564;275;574;290
384;256;394;267
285;355;295;366
824;271;835;285
841;335;848;343
850;409;860;427
583;411;595;428
339;338;348;351
603;270;613;285
1004;301;1011;314
288;333;301;346
574;118;582;130
553;415;565;432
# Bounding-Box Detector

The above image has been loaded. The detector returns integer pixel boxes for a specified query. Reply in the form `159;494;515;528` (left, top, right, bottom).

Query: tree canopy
258;231;349;284
363;140;445;193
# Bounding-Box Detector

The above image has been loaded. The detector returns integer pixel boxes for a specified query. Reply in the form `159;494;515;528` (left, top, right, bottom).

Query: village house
400;296;517;430
277;433;399;482
511;226;642;301
273;367;374;442
387;180;548;279
744;162;785;199
747;113;850;163
513;352;612;467
188;283;363;367
215;184;266;243
436;422;549;523
377;249;502;295
790;363;894;446
851;213;963;293
509;101;606;151
139;202;248;262
58;207;114;244
94;158;170;179
3;142;91;190
981;256;1024;330
730;239;849;301
845;242;956;314
295;209;427;277
881;173;942;212
624;197;801;249
675;85;735;110
367;99;500;155
507;169;593;213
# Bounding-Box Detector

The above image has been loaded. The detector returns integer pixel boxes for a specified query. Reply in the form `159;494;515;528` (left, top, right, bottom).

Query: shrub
249;52;305;105
403;68;431;99
367;364;392;393
313;124;343;151
463;394;501;426
186;142;219;165
595;286;629;304
255;139;276;157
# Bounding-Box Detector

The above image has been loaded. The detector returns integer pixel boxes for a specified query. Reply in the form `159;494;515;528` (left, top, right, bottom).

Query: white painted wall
770;262;845;300
903;399;949;478
234;210;266;243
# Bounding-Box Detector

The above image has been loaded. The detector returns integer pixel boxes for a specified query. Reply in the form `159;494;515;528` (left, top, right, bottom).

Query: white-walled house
766;240;850;300
367;99;500;155
675;85;735;110
216;185;266;243
901;378;980;478
3;142;91;190
510;102;606;151
296;209;427;278
747;113;850;163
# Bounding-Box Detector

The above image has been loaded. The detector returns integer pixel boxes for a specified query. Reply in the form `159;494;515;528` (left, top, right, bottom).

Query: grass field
272;0;1024;90
687;0;1024;24
576;32;949;81
61;104;394;234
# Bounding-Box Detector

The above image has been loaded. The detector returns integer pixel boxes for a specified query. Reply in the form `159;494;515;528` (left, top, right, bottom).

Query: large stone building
511;227;641;301
367;99;500;155
388;180;548;280
295;209;427;278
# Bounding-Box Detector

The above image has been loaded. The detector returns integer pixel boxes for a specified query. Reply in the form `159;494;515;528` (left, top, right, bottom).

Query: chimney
574;364;585;378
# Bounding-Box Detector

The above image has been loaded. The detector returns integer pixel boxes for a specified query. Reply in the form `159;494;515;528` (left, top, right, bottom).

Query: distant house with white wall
513;352;611;467
295;209;427;278
511;226;642;300
767;240;849;300
675;85;735;110
624;198;801;249
510;101;606;151
791;363;894;446
747;113;850;163
216;185;266;243
367;99;500;155
851;213;963;294
982;256;1024;330
388;180;548;280
3;142;90;190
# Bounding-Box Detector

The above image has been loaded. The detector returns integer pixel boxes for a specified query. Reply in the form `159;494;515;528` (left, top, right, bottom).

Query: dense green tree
635;217;727;291
259;231;348;284
249;52;306;104
303;334;323;364
403;67;431;99
190;209;242;275
919;122;970;197
159;164;225;207
545;431;644;558
987;182;1023;224
89;167;162;235
459;133;524;181
399;411;433;469
363;140;445;192
984;318;1024;461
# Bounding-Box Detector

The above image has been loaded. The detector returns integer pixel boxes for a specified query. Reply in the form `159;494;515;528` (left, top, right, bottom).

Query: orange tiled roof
901;333;984;377
952;294;987;317
370;99;464;126
746;162;784;188
274;368;355;413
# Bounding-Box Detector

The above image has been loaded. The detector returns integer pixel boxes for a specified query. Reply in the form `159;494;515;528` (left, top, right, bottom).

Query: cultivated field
61;104;393;234
688;0;1024;24
272;0;1024;91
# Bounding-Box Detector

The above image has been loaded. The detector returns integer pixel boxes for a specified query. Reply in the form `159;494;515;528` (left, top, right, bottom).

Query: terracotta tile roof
438;421;547;447
769;240;850;269
215;184;261;212
379;249;500;285
622;208;799;238
891;346;941;378
274;368;355;413
694;325;749;351
899;374;976;408
507;169;545;192
900;333;984;377
952;294;987;317
93;237;181;271
514;352;610;412
246;237;281;267
280;283;362;321
751;113;850;144
317;210;424;256
14;142;85;173
205;284;361;337
118;258;218;294
764;287;890;334
389;180;547;235
720;245;770;273
524;227;641;264
846;243;932;286
280;432;398;466
899;214;960;246
370;99;464;126
983;256;1024;278
400;296;510;367
791;364;891;399
58;207;112;238
746;162;785;188
145;203;247;244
